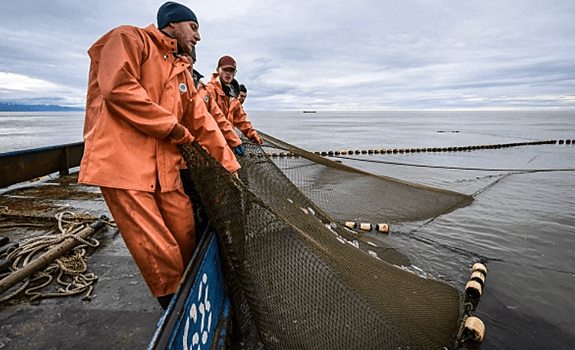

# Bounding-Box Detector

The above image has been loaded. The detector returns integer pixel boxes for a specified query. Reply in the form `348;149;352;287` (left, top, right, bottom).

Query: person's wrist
168;123;185;140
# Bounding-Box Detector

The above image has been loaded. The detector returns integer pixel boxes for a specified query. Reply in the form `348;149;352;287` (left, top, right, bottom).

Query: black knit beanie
157;2;198;30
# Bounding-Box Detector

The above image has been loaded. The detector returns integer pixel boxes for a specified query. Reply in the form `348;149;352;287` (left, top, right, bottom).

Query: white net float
463;316;485;342
465;280;482;299
376;223;389;233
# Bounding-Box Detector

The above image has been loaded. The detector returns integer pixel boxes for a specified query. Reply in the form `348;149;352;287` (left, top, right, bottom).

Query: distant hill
0;102;84;112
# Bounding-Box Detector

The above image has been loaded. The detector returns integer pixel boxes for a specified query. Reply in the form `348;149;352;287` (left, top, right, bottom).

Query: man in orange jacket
79;1;240;309
185;49;245;156
201;56;263;145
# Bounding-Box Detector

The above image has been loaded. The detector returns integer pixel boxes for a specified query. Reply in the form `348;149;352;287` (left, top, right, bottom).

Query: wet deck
0;171;164;349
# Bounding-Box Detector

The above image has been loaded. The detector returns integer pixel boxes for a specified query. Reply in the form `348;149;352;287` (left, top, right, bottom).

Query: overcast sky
0;0;573;111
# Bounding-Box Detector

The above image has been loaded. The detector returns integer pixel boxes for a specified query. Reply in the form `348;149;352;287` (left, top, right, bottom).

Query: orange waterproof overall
79;24;240;297
203;74;261;143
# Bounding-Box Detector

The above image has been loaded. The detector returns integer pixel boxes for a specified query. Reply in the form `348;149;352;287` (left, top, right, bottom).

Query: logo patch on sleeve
204;96;209;103
179;83;187;93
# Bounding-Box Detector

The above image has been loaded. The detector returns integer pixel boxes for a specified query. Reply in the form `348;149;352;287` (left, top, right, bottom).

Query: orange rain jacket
228;98;261;142
195;79;242;148
203;74;261;143
79;24;240;192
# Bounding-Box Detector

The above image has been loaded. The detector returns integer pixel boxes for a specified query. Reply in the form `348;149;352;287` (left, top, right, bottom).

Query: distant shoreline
0;102;84;112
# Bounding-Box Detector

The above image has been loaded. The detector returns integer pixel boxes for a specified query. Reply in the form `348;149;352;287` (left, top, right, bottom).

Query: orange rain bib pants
100;184;195;297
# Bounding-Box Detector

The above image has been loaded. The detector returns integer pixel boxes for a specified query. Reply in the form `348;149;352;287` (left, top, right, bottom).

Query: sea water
1;110;574;349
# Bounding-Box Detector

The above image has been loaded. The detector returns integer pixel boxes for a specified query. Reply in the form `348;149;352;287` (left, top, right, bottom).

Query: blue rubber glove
234;145;245;157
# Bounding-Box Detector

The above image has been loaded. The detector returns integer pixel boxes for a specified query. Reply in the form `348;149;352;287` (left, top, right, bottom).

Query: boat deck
0;171;164;350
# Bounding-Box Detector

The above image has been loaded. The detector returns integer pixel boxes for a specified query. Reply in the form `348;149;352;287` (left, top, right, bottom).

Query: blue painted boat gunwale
148;223;230;350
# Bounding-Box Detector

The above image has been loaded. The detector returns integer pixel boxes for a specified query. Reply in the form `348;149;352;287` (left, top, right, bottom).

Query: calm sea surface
1;110;574;349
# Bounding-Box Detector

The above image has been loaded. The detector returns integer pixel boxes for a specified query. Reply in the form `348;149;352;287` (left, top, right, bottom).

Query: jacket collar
210;73;221;87
192;69;204;89
143;24;178;54
209;74;240;98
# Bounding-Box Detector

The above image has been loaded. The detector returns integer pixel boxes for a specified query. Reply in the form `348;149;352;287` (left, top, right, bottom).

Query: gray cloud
0;0;573;110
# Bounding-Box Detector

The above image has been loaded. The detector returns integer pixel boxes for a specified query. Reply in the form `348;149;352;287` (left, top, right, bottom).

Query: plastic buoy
344;221;355;229
359;223;372;231
470;270;486;286
463;316;485;342
472;263;488;276
465;280;482;299
376;223;389;233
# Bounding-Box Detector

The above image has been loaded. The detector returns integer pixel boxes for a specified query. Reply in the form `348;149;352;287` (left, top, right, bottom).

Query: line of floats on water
250;139;571;158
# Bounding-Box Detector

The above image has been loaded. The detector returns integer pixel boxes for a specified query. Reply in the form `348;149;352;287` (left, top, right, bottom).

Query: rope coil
0;210;109;303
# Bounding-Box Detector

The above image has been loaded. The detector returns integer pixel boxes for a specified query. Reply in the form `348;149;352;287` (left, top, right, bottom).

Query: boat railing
0;142;85;188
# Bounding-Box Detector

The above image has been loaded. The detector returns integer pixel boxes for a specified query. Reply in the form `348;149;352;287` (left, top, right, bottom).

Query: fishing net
179;131;472;350
257;131;472;224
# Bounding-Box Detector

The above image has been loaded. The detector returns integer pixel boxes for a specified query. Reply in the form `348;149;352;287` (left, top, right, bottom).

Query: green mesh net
179;131;471;350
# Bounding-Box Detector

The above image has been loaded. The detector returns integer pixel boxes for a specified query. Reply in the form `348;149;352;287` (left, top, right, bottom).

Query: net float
376;223;389;233
358;223;372;231
462;316;485;342
465;280;482;299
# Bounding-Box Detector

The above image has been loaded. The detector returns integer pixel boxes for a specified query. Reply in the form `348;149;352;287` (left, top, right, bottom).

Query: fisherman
238;84;247;105
184;48;245;156
228;81;262;145
201;56;263;145
78;1;240;310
